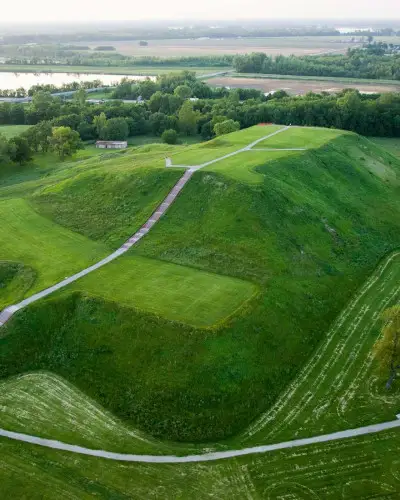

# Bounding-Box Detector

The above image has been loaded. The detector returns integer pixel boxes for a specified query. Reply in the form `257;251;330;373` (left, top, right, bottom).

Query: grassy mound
32;168;182;248
0;293;260;441
1;126;399;443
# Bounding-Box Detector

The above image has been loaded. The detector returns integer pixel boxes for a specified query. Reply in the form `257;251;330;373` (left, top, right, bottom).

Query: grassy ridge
1;127;399;442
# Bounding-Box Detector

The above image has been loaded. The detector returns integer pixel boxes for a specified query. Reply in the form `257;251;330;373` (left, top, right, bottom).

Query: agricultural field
0;64;231;76
0;124;400;497
207;75;400;95
0;125;31;138
80;36;362;57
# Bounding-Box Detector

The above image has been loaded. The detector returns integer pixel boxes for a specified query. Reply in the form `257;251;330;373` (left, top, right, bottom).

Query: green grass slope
1;126;399;444
0;144;187;306
0;198;106;298
32;168;182;248
0;261;35;309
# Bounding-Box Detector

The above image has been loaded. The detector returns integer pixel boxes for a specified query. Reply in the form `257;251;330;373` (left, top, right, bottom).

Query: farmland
207;75;400;95
0;124;399;496
81;36;361;57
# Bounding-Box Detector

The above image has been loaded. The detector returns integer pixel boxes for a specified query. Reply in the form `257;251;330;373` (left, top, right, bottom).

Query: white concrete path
1;418;400;463
167;126;291;171
0;125;291;327
0;168;195;326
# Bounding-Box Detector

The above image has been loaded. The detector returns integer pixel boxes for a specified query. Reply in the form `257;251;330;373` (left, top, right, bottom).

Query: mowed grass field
0;198;106;306
256;126;347;148
0;125;31;138
68;254;257;326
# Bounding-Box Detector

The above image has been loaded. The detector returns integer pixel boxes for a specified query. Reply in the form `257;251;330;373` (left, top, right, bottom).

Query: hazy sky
1;0;399;23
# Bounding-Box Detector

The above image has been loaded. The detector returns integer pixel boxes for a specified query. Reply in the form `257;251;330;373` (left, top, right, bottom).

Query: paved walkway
0;168;194;326
167;126;291;171
1;418;400;463
0;126;291;327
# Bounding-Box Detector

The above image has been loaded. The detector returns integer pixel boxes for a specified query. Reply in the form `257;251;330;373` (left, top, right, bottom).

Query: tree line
1;72;399;170
0;80;105;98
234;49;400;80
0;124;81;168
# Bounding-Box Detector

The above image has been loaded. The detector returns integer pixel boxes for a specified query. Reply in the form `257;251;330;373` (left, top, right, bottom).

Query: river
0;72;154;90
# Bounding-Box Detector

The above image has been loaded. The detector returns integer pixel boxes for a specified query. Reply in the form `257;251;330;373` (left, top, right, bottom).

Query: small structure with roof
95;140;127;149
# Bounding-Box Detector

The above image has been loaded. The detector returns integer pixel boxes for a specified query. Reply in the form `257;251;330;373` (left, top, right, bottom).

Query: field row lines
243;251;400;439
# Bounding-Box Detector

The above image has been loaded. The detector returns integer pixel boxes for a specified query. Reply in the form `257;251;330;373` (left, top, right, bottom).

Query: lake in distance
0;72;154;90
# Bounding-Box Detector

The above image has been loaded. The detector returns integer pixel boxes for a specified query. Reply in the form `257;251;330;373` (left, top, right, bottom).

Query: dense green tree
93;112;107;137
0;134;11;166
77;121;96;141
22;121;52;153
7;136;32;164
161;129;178;144
9;104;25;125
149;112;172;136
52;113;81;130
49;126;82;159
100;117;129;141
200;121;214;140
174;85;192;100
214;119;240;136
74;88;87;108
178;101;199;136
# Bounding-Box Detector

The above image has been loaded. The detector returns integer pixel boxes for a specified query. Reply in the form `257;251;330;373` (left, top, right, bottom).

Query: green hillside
1;126;399;447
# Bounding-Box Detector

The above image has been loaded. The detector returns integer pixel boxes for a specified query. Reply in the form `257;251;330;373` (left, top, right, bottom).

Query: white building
95;141;127;149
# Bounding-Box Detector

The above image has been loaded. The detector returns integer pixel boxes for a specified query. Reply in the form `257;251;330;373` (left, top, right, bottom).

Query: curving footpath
0;125;290;327
1;124;400;462
1;418;400;463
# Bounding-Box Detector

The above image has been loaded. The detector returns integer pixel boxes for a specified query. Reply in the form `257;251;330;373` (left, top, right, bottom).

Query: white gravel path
0;126;291;327
1;418;400;463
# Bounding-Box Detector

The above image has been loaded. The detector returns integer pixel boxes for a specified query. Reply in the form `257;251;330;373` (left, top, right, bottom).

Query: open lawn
68;254;256;326
0;198;106;306
0;125;31;139
257;126;347;148
203;149;298;184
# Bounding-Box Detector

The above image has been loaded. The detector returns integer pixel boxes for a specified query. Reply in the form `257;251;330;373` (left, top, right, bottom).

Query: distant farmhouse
95;141;127;149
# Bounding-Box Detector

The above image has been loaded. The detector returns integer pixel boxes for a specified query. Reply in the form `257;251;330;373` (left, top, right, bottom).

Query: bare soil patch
207;77;400;95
